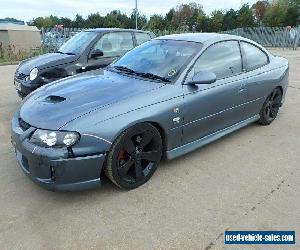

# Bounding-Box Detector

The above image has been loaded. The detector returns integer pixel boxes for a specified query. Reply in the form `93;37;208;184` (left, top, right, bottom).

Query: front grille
19;118;31;131
16;73;28;80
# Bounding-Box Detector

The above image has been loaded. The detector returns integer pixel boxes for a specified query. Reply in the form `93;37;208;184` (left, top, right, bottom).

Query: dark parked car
11;33;289;191
14;28;155;97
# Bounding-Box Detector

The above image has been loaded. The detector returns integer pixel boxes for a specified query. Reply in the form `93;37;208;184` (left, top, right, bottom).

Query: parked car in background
11;33;289;191
14;28;155;97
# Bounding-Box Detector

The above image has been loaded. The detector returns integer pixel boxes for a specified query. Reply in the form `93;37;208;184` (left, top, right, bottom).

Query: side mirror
187;71;217;85
90;49;104;59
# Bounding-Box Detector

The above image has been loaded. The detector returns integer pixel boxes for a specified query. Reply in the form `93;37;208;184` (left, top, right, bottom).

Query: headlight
29;68;38;81
30;129;80;147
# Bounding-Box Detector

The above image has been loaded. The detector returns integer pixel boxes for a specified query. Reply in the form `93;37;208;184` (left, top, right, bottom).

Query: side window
135;32;151;46
241;42;269;71
187;41;242;80
92;32;134;57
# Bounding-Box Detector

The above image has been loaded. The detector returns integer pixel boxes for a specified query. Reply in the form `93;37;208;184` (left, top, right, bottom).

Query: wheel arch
147;121;168;153
277;85;283;95
108;120;168;156
103;120;166;189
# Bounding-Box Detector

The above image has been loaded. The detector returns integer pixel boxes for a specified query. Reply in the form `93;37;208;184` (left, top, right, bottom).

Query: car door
239;41;271;118
182;40;248;145
86;31;134;71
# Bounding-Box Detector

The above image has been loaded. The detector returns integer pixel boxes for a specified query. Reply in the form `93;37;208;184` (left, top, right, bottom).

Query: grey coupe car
11;33;289;191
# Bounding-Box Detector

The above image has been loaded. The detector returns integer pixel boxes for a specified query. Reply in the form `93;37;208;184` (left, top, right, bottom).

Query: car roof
84;28;150;33
155;33;245;44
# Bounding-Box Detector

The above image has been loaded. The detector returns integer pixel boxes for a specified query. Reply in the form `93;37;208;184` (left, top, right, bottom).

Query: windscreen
58;31;98;55
112;39;201;81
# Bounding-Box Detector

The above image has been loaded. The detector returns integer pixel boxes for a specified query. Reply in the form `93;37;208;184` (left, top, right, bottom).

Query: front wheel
105;123;163;189
258;88;282;125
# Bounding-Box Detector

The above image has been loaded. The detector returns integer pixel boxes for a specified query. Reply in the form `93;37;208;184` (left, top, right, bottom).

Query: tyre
105;123;163;189
258;88;282;125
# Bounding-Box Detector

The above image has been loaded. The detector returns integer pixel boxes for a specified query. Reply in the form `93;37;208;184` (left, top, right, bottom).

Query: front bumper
14;77;41;98
11;116;106;191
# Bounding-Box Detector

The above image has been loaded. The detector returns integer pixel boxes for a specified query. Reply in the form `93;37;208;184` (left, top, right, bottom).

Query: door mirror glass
187;71;217;85
90;49;104;59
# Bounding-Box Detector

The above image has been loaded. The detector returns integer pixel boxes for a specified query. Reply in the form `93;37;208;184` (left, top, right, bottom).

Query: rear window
241;42;269;71
135;33;152;46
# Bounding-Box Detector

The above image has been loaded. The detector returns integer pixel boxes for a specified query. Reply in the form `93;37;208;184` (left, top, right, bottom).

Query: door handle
238;83;246;93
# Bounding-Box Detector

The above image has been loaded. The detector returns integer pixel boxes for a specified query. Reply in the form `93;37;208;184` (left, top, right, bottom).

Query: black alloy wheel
105;123;163;189
258;88;282;125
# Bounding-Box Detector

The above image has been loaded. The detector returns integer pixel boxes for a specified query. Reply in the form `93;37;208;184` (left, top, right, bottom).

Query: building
0;23;41;52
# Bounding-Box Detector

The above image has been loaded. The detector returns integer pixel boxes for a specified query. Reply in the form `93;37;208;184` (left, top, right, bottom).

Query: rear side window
135;32;151;46
188;40;242;80
93;32;134;57
241;42;269;71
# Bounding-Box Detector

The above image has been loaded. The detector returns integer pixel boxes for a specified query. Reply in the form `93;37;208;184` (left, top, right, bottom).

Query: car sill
166;115;260;160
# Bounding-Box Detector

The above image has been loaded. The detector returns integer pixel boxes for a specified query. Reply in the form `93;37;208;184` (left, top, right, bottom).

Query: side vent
45;95;66;103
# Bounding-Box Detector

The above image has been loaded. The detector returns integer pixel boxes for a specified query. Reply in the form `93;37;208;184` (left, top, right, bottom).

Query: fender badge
173;117;181;124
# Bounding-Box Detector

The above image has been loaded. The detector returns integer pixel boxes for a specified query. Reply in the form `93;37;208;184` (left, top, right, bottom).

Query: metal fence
223;26;300;50
1;26;298;63
41;27;83;52
41;26;300;53
40;27;190;52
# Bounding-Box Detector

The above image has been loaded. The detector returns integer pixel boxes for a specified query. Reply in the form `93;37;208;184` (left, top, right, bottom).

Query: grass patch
0;46;44;66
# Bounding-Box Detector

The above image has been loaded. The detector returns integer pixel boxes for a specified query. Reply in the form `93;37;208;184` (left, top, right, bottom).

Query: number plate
15;81;21;91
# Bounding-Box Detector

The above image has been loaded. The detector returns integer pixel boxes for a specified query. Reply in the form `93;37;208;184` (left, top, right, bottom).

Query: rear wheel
105;123;162;189
258;88;282;125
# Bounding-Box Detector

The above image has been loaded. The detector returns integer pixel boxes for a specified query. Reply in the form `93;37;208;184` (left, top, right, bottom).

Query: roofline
0;23;39;32
154;33;265;48
154;37;203;43
84;28;151;33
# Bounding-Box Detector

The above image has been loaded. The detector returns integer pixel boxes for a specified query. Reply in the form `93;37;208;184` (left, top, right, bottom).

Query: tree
223;9;238;30
165;8;175;29
171;2;205;30
237;4;256;27
129;11;147;29
85;13;103;28
1;17;23;23
27;0;298;31
209;10;224;32
252;1;269;24
147;15;165;30
263;0;287;26
29;17;51;28
60;17;72;28
284;0;300;26
73;14;85;28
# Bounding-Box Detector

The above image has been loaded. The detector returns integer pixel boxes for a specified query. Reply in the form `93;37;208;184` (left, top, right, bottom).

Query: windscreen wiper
56;51;76;55
112;66;170;83
112;65;136;74
135;72;170;83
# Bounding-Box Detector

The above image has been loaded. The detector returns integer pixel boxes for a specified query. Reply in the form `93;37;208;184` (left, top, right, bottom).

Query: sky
1;0;258;21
